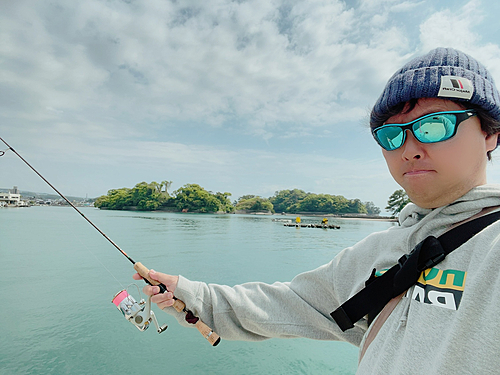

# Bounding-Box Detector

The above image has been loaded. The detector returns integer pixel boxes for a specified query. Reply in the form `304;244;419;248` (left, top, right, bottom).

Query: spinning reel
112;285;168;334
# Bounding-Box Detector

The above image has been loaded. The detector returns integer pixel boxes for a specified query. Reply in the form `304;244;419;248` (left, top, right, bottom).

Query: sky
1;0;500;212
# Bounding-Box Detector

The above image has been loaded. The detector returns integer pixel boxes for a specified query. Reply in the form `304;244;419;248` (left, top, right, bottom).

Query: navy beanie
370;47;500;128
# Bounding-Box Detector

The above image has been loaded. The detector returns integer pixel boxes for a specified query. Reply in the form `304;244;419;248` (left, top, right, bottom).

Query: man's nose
401;130;424;160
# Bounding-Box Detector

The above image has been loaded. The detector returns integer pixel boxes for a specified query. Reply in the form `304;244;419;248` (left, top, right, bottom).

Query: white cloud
1;0;499;211
0;0;427;142
416;0;500;82
418;1;481;52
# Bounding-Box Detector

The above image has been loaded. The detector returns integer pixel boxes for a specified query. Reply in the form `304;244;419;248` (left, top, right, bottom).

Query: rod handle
134;262;185;311
196;320;221;346
134;262;220;346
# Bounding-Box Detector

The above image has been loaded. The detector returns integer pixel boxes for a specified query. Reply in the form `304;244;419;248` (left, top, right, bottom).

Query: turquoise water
0;207;395;374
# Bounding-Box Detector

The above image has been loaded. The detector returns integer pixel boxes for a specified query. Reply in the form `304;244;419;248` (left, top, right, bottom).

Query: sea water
0;207;396;374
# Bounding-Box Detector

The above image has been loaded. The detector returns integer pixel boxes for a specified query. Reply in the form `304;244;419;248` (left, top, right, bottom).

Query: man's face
381;98;498;209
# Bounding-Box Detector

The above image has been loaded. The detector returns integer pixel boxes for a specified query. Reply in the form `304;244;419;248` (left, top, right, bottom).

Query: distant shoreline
240;211;398;222
279;215;397;222
13;205;398;222
328;216;397;222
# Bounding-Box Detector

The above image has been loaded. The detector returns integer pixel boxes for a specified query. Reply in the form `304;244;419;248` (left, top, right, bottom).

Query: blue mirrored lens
413;114;456;143
375;127;404;150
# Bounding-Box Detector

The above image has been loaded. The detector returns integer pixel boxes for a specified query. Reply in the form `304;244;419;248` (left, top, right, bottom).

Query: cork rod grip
196;320;221;346
133;262;221;346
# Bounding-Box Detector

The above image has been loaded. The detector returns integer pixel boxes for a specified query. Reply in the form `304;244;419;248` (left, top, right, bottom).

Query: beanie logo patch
438;76;473;100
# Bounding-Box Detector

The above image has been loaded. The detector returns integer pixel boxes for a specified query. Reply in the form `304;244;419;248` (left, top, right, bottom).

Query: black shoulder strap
330;210;500;332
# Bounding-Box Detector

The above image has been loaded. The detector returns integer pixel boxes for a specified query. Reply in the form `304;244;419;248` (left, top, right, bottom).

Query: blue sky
1;0;500;212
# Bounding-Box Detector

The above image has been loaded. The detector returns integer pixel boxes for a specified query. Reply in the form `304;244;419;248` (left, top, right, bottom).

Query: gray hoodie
169;184;500;374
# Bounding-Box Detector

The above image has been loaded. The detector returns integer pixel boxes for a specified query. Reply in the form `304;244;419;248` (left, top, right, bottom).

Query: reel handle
134;262;221;346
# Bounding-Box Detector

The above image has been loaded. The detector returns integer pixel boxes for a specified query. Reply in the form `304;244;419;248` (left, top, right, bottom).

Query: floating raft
284;223;340;229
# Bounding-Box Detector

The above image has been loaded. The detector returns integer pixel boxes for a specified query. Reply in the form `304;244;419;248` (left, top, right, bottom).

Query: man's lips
403;169;435;176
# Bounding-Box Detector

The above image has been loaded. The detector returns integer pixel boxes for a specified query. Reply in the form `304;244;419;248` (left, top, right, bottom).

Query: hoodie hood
398;184;500;228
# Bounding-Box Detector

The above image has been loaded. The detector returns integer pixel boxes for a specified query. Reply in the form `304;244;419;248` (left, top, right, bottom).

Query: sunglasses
372;109;477;151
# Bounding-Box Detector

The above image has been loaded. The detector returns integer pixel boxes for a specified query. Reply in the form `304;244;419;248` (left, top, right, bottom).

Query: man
134;48;500;373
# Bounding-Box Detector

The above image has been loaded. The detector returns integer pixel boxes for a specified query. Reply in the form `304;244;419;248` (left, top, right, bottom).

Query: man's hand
133;270;180;310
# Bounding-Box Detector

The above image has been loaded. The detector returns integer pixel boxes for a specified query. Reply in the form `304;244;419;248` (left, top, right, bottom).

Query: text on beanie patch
438;76;473;100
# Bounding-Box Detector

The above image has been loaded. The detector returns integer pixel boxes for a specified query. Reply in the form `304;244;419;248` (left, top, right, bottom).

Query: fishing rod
0;136;220;346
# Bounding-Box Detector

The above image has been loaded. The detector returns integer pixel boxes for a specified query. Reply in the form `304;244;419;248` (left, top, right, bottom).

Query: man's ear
485;132;499;153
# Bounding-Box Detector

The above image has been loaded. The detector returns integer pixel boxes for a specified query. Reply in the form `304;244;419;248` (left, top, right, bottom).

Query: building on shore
0;186;24;207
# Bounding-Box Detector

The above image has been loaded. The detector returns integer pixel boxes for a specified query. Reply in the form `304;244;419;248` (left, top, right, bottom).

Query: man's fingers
149;269;171;284
157;300;175;310
151;291;174;303
133;270;179;300
142;284;160;296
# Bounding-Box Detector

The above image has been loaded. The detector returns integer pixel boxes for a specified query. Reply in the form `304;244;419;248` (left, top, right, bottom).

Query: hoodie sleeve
163;258;368;346
160;221;416;346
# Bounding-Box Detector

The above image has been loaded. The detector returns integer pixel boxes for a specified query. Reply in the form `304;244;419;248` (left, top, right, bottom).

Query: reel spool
112;285;168;334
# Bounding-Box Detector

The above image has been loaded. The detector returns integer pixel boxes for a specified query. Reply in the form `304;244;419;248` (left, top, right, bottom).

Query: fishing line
0;136;136;265
0;136;221;345
1;137;126;288
82;239;127;289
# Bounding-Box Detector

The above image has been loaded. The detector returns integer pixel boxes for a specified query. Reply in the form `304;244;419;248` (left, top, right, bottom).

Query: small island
94;181;382;216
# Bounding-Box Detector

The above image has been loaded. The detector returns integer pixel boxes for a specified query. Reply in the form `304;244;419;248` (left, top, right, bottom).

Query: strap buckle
398;236;445;273
420;252;446;271
416;236;445;272
398;253;409;268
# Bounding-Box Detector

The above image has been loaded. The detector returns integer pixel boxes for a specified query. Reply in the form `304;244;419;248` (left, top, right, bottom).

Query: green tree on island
269;189;308;213
94;181;171;211
94;187;133;210
386;189;411;217
364;201;381;215
214;192;234;213
132;181;169;210
95;181;233;213
235;196;274;213
295;194;347;213
269;190;370;214
173;184;233;213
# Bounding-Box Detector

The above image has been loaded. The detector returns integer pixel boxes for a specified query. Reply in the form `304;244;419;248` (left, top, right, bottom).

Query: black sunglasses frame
372;109;478;151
